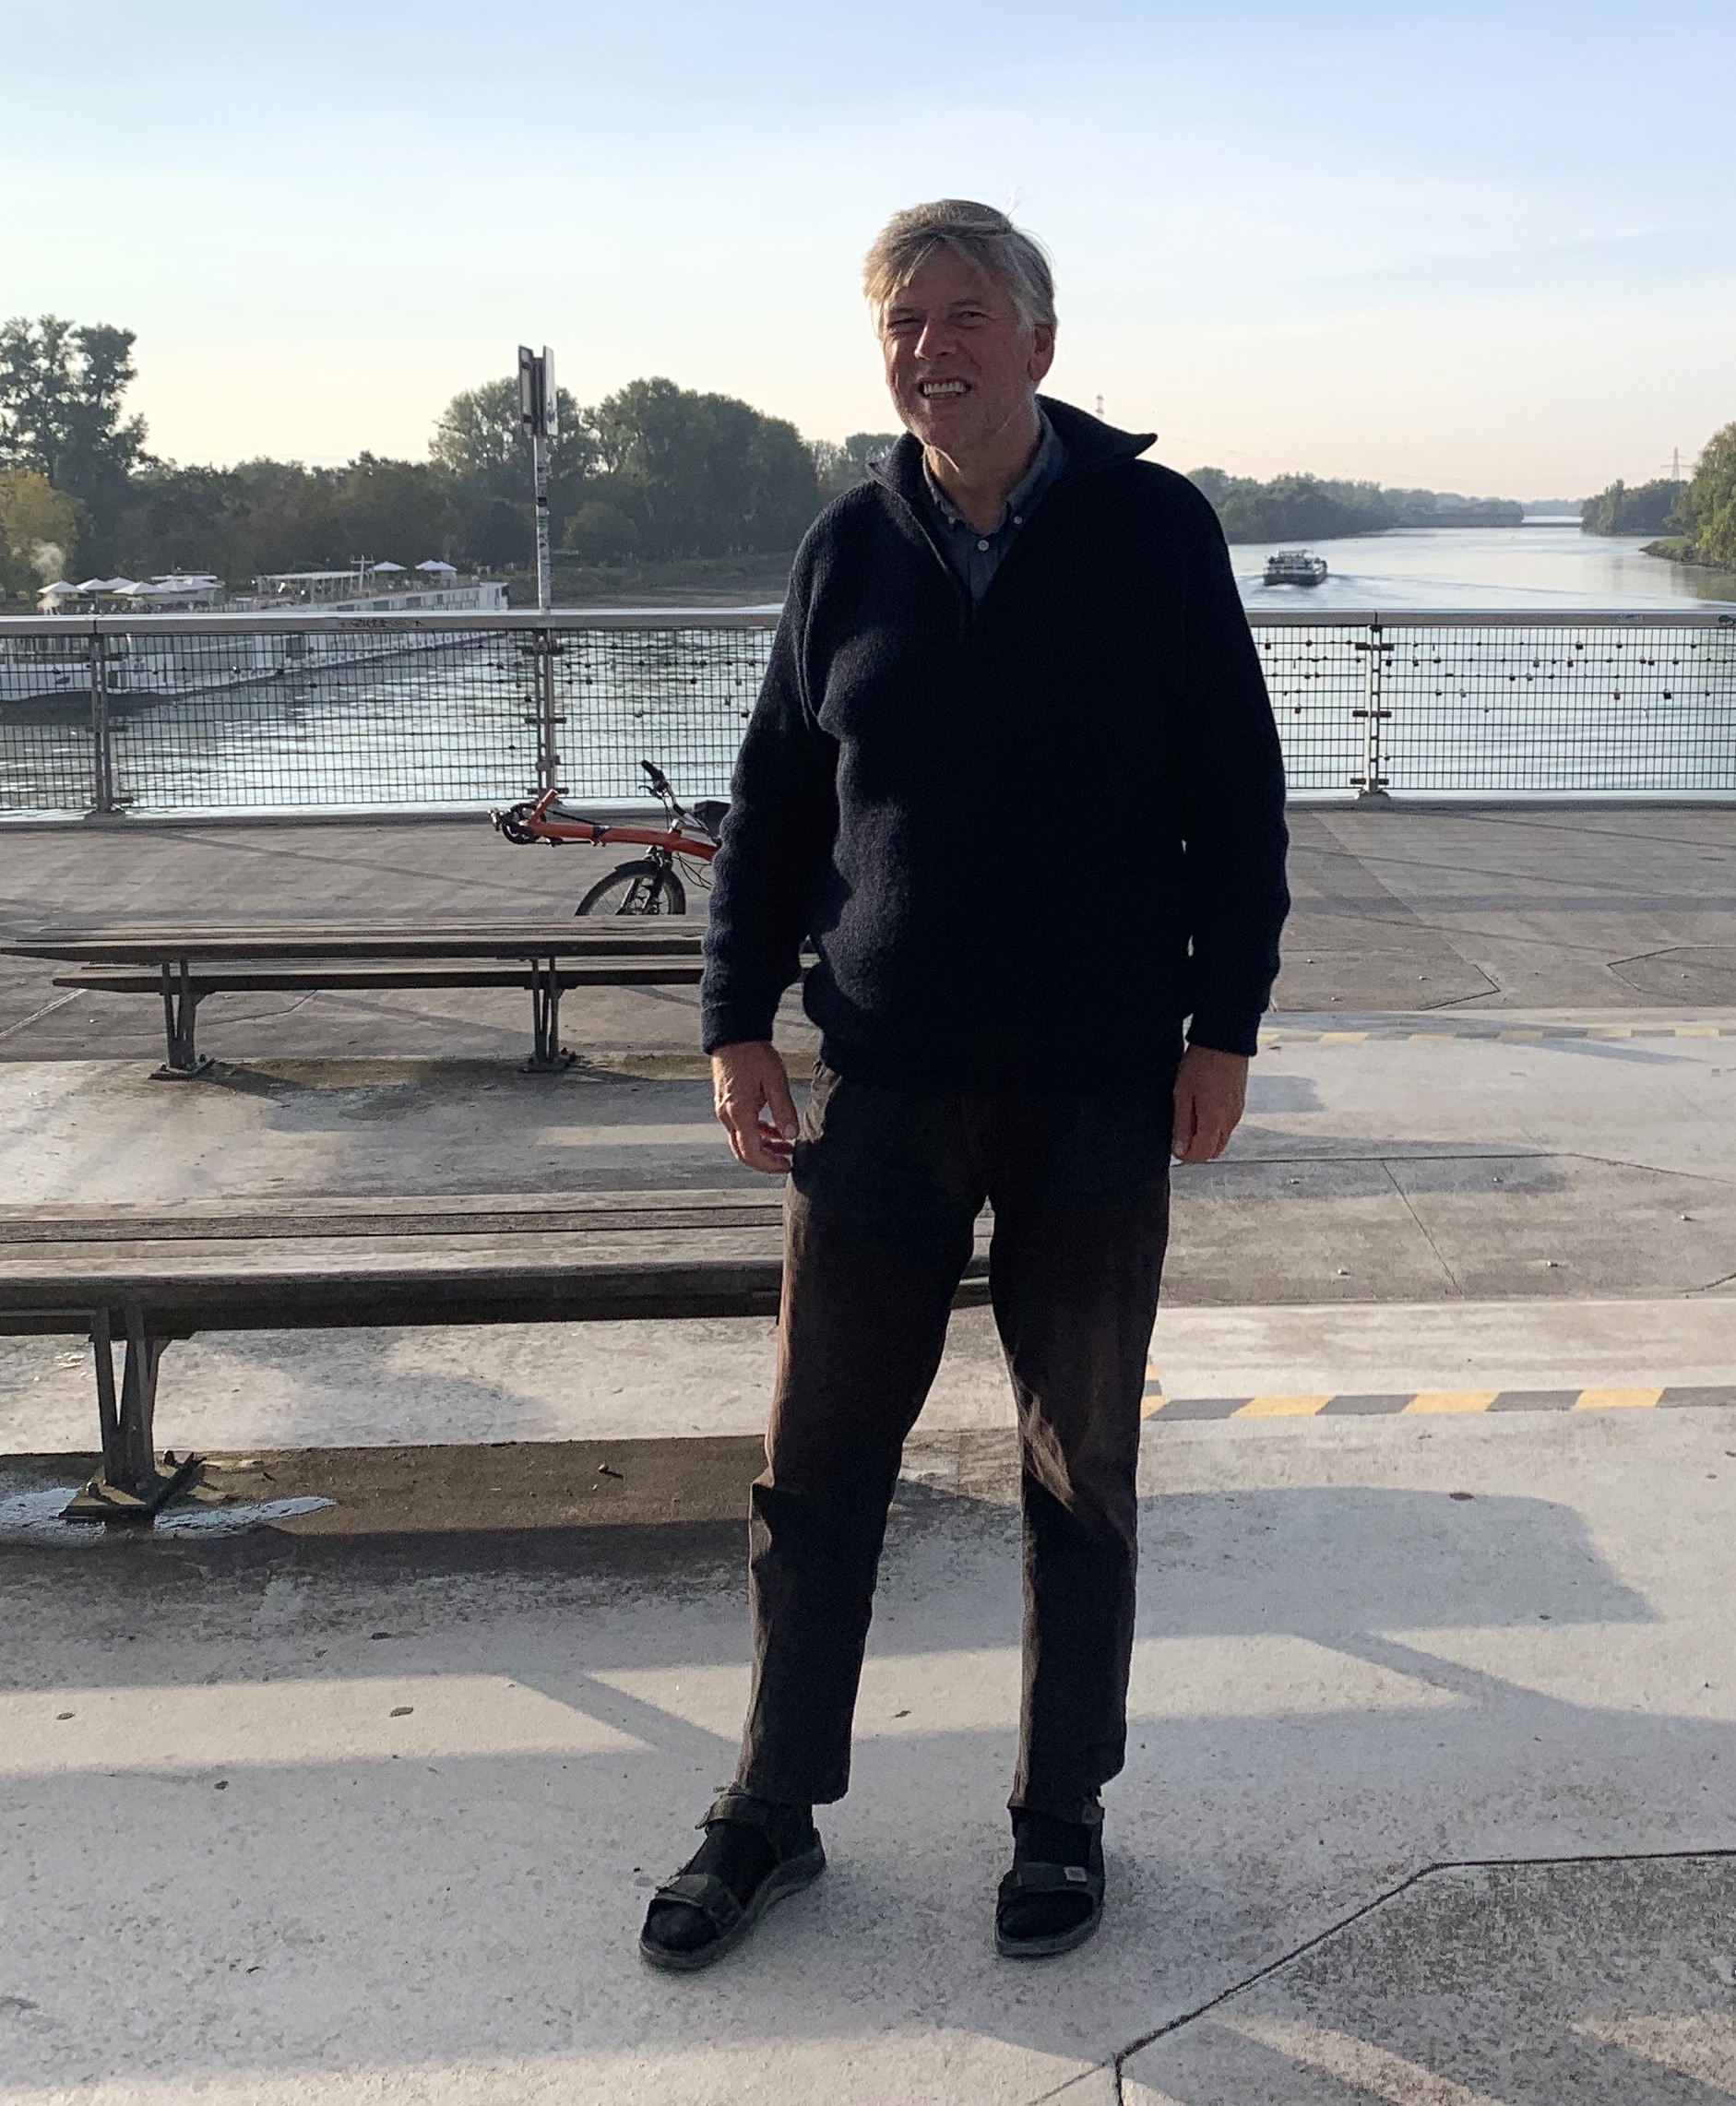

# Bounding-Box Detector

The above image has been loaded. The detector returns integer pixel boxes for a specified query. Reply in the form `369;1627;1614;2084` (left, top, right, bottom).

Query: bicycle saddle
688;800;731;841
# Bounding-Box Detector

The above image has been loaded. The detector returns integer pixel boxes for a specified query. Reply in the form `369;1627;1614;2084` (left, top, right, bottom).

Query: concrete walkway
2;806;1735;2103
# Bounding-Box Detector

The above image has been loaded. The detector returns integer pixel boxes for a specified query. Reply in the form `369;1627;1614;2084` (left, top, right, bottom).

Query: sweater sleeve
699;568;839;1052
1175;493;1291;1057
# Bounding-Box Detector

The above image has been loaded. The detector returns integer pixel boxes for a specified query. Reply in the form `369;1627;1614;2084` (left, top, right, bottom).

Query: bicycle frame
492;784;719;864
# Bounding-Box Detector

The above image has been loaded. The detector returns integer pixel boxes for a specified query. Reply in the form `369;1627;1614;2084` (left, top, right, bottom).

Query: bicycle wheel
576;860;687;916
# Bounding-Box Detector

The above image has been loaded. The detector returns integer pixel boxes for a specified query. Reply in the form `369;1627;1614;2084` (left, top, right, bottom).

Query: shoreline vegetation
1581;431;1736;577
1185;467;1523;542
2;314;1731;605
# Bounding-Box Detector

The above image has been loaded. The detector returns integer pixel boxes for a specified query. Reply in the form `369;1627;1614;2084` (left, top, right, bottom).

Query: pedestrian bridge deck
1;803;1733;2105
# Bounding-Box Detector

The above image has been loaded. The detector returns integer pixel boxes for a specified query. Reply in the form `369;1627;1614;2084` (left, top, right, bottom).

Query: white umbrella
415;558;458;574
373;560;408;573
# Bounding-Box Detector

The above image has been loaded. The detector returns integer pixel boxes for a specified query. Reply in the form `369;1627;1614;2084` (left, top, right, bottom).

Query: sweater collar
871;394;1155;513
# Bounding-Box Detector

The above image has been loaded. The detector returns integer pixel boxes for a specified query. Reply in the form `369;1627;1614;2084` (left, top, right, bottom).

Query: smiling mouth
918;378;969;398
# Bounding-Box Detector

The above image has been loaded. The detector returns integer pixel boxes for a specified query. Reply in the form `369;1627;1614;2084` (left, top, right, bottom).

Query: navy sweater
699;396;1290;1085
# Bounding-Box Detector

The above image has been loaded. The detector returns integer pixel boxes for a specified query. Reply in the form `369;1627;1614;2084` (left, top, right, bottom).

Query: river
1231;525;1735;612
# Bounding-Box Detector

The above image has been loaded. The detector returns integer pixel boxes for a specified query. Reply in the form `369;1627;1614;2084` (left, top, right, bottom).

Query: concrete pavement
3;805;1736;2103
6;1410;1736;2102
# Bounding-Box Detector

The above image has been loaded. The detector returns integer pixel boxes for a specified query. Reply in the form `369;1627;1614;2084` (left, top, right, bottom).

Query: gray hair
862;199;1057;332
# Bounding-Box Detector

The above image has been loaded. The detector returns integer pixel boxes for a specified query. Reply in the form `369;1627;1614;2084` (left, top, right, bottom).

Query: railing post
534;625;562;796
89;624;118;816
1355;618;1391;800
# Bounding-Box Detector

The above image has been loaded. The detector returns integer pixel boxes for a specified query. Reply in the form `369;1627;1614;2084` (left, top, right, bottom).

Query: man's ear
1029;324;1057;387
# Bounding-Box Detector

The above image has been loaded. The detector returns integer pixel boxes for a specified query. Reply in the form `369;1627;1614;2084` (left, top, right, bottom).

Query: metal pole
89;625;116;816
536;625;560;795
1355;620;1391;799
532;426;552;614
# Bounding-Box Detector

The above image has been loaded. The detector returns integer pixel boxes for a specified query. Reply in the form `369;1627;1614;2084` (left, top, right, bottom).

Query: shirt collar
922;408;1064;533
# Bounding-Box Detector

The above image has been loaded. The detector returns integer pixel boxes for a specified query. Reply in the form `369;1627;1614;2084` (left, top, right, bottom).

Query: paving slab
3;805;1735;1065
1123;1855;1736;2104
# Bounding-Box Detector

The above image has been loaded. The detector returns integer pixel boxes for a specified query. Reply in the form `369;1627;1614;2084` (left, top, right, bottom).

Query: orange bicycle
491;759;727;915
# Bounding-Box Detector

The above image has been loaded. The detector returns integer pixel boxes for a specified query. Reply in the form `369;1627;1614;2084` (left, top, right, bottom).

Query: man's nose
911;319;957;363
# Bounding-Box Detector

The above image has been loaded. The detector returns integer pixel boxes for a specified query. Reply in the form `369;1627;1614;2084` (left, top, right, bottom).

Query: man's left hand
1171;1045;1249;1163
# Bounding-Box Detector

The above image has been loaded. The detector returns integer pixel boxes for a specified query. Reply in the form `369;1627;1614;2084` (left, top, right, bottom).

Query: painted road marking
1251;1022;1722;1044
1142;1385;1736;1423
1574;1386;1665;1410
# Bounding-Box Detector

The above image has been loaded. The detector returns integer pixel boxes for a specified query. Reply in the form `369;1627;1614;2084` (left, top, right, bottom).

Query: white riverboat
2;562;507;714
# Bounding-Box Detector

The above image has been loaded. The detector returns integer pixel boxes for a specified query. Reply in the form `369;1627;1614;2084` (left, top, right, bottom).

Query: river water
2;529;1732;813
1232;524;1735;612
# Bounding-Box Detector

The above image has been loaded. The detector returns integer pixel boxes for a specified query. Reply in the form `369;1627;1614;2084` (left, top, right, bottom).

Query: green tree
1195;470;1392;542
430;375;590;499
579;377;819;561
1674;425;1736;570
0;469;82;600
0;316;149;565
814;430;901;503
1581;477;1686;537
329;453;456;565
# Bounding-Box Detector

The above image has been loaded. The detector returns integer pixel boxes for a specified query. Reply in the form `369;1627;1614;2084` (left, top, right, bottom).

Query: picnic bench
4;921;710;1076
0;1191;993;1521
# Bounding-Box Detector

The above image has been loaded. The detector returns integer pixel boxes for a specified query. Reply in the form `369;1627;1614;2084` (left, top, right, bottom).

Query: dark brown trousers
734;1065;1172;1823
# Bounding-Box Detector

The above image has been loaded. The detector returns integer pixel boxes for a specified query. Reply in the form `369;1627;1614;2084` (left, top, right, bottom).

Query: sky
6;0;1734;497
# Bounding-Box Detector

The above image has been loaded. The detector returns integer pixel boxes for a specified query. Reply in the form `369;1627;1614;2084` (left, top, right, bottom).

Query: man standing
640;199;1289;1969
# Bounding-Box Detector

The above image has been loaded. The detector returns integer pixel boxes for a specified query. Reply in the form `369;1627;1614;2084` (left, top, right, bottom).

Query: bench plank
0;1187;991;1515
10;922;709;963
53;961;705;994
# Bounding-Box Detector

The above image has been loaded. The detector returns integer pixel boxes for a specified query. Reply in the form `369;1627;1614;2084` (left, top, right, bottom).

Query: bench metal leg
522;956;577;1073
62;1305;201;1523
152;957;211;1079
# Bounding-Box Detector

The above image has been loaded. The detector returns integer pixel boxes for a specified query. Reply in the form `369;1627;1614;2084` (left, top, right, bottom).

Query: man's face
879;246;1055;457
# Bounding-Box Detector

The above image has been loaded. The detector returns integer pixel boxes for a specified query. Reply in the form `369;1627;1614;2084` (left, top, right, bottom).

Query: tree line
1580;436;1736;570
0;313;901;598
1185;467;1522;542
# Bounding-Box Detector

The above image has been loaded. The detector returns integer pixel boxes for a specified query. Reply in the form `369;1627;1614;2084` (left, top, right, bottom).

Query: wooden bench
0;1190;993;1522
5;922;710;1076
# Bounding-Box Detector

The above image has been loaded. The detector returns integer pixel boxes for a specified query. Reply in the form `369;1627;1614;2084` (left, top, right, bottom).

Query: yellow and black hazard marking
1258;1021;1725;1046
1140;1376;1736;1422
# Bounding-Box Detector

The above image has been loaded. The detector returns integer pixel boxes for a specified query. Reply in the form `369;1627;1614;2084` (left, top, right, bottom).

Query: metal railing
1;606;1732;819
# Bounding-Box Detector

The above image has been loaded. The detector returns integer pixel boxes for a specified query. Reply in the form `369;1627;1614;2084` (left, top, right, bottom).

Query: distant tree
577;377;820;562
430;375;590;499
431;374;598;565
814;430;902;503
0;470;83;600
0;316;149;565
1192;470;1391;543
1581;477;1687;537
1672;425;1736;570
328;453;456;565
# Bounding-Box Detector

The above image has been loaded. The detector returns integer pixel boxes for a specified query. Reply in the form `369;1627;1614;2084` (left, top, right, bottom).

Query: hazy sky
7;0;1732;495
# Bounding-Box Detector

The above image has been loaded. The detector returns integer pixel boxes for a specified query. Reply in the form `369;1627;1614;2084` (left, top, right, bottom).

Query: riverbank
503;551;792;608
1641;533;1736;586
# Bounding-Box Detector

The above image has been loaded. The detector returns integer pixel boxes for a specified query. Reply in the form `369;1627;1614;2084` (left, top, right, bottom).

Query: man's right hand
711;1041;801;1173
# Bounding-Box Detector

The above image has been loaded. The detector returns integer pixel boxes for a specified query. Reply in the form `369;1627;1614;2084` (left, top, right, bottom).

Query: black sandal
995;1822;1105;1958
639;1787;826;1974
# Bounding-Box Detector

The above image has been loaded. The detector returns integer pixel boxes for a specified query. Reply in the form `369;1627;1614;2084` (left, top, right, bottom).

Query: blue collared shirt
921;410;1068;604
